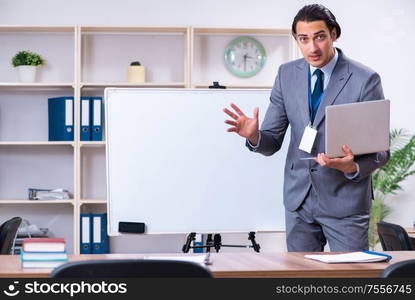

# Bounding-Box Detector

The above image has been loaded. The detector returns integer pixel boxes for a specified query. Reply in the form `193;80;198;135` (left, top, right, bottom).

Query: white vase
16;65;37;83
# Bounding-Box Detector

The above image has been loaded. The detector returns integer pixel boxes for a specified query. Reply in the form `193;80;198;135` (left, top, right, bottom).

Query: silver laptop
325;99;390;158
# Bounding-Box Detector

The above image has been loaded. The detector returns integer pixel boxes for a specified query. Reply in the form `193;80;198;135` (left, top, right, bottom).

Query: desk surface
1;251;415;278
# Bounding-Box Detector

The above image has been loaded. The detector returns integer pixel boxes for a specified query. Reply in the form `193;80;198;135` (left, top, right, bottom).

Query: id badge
299;123;317;153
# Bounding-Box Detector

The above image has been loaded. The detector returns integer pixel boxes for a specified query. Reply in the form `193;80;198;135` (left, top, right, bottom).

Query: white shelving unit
0;25;77;253
0;25;298;254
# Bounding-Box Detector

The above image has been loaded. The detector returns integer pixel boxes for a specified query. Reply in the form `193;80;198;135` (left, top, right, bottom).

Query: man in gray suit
223;4;390;251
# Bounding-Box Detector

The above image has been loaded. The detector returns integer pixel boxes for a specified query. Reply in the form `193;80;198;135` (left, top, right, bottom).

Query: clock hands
243;53;254;72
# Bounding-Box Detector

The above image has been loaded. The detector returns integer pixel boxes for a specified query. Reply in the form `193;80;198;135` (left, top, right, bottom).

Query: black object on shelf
208;81;226;89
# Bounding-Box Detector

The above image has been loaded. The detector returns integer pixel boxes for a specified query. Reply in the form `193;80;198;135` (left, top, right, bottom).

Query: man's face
295;20;337;68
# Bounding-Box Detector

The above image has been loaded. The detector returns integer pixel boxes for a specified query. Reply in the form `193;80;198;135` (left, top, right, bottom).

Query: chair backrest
381;259;415;278
0;217;23;254
50;259;213;278
377;221;413;251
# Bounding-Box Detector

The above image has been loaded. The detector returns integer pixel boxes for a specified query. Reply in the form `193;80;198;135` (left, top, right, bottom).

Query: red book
22;238;66;253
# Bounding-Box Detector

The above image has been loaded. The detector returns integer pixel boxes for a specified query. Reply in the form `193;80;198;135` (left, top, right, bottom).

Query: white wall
1;0;414;252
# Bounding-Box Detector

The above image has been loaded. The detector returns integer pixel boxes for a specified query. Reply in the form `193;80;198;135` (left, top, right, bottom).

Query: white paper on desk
144;254;210;266
304;252;390;264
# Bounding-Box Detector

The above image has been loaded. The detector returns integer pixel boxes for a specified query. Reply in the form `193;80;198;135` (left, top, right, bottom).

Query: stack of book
20;238;68;268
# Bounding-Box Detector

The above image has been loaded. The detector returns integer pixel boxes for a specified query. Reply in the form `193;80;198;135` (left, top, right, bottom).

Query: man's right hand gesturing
223;103;260;146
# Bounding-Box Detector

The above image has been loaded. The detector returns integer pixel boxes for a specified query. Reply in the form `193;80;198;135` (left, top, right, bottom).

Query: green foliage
368;193;390;249
369;129;415;249
11;50;45;67
373;130;415;195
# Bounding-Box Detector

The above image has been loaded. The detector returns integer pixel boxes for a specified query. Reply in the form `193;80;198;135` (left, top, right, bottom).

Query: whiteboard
105;88;288;235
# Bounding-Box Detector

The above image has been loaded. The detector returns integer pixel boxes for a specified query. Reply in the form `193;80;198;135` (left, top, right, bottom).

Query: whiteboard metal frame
105;88;287;236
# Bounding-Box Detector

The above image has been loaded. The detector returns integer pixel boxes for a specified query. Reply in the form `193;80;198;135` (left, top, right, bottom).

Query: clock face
224;36;266;78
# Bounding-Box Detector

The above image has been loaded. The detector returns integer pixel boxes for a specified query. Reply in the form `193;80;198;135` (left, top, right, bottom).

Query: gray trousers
285;185;370;252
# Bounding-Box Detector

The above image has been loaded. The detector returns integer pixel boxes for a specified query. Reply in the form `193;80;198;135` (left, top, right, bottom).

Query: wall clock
224;36;266;78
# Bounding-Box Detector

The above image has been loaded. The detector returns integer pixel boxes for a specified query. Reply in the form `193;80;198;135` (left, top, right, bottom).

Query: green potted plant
369;129;415;250
11;50;45;83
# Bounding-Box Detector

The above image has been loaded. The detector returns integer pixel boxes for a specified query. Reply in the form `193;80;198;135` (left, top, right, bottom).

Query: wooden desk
406;228;415;248
406;228;415;235
1;251;415;278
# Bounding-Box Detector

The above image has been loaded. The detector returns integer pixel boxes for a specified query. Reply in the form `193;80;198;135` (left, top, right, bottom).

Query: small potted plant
11;50;45;83
127;61;145;83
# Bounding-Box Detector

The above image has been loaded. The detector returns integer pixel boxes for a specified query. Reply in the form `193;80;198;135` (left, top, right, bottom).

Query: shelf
0;199;74;205
81;26;187;34
80;141;106;147
81;82;186;88
80;199;107;205
0;25;76;33
0;83;75;89
193;27;291;35
0;141;75;146
193;84;273;89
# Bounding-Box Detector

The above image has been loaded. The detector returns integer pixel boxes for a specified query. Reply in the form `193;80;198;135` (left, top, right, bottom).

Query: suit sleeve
245;65;289;156
351;72;390;182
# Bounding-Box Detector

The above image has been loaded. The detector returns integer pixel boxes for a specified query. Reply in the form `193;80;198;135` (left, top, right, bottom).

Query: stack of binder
48;97;74;141
80;96;103;141
80;213;109;254
48;96;103;141
20;238;68;268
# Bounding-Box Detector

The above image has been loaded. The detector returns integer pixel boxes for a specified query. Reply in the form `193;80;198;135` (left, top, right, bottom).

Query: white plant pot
16;65;37;83
127;66;145;83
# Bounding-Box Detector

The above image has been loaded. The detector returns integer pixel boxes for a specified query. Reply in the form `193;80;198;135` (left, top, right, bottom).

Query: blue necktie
311;69;324;123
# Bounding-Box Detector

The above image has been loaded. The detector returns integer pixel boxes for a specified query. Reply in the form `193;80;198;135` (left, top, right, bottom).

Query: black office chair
381;259;415;278
377;221;413;251
50;259;213;278
0;217;23;255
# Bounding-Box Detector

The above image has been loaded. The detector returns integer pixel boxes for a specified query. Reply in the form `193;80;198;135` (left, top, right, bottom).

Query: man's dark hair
292;4;341;39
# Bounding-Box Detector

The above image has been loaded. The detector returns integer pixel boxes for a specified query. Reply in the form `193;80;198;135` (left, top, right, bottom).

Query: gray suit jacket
247;48;390;218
